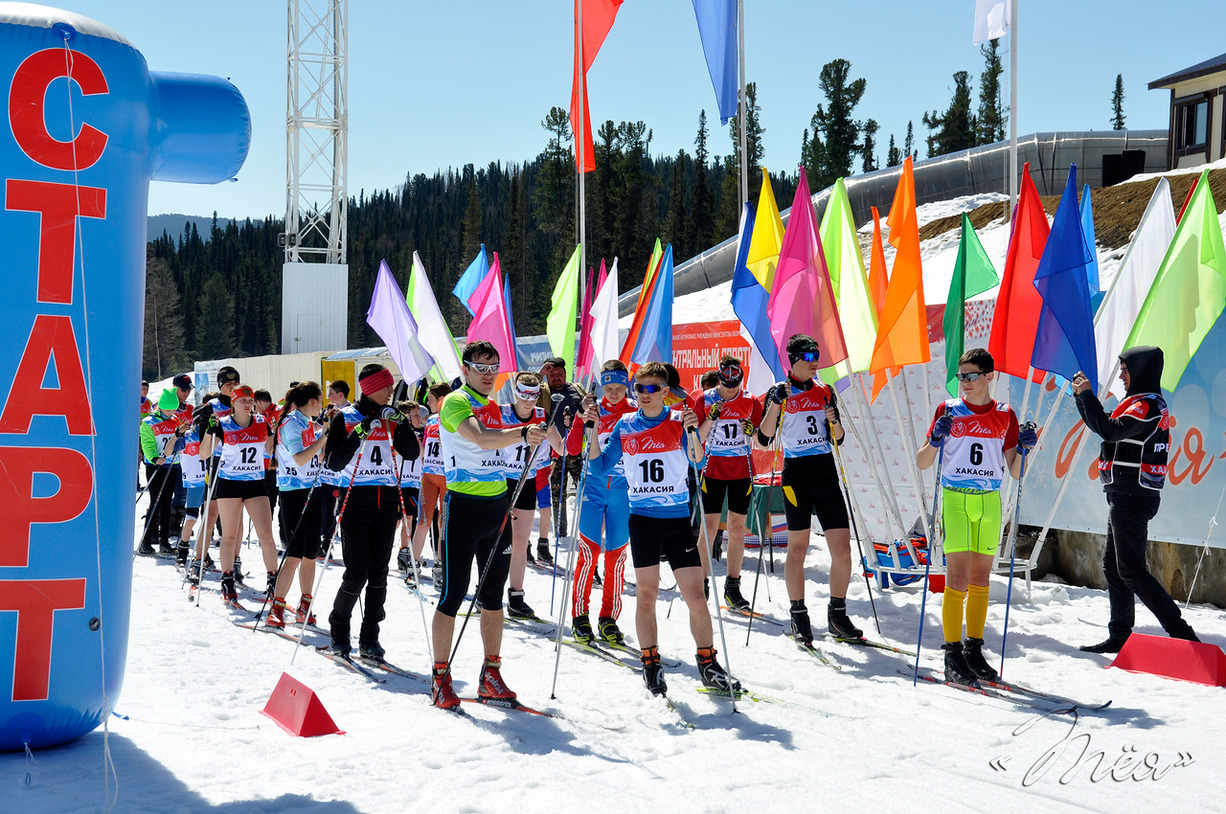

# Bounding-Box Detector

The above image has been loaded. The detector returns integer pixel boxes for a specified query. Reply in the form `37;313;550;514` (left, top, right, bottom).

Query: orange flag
868;206;889;319
870;157;930;400
570;0;624;174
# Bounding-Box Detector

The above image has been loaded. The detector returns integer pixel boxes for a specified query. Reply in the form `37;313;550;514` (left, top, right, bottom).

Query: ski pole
390;441;434;661
747;407;784;642
549;408;571;613
135;430;179;555
688;426;737;712
187;455;224;599
449;395;564;666
829;407;881;636
999;424;1034;678
913;445;944;686
550;420;592;699
290;430;370;663
251;466;323;629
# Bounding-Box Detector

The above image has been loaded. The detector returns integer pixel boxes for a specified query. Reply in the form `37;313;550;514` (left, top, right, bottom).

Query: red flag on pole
988;162;1049;380
570;0;623;174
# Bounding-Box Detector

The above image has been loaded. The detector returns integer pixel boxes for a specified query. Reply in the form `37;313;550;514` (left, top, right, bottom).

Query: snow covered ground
6;491;1226;813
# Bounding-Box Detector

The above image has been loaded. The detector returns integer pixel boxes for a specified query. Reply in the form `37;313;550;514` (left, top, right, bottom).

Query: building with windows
1150;53;1226;170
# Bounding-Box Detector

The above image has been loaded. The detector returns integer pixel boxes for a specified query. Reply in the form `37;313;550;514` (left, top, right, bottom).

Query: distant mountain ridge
147;213;233;241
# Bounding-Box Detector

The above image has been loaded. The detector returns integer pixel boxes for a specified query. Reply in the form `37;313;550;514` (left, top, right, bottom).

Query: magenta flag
577;259;608;381
766;168;848;372
466;252;517;373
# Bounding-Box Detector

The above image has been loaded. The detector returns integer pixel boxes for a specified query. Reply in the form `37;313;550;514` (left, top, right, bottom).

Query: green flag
818;178;877;384
944;214;999;396
547;244;583;368
1125;170;1226;390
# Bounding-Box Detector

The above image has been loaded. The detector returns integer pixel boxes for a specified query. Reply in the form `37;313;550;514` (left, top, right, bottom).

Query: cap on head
157;388;180;412
173;373;193;391
217;367;240;387
544;357;566;369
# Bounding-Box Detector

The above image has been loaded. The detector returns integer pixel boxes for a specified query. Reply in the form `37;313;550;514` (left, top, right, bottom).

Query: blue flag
1032;166;1098;393
631;244;675;364
452;245;488;317
730;202;785;387
1080;183;1103;313
691;0;738;125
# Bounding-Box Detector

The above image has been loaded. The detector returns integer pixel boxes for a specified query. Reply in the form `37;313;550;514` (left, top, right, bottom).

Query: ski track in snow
4;489;1225;813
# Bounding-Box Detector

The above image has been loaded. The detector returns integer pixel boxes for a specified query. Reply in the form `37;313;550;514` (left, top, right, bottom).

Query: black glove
1017;423;1038;454
930;414;953;446
358;415;381;437
707;402;723;421
767;383;789;405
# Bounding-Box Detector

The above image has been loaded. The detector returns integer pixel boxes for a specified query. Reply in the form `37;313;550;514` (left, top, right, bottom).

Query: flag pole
737;0;747;209
885;370;932;534
853;374;908;536
577;0;587;310
1007;0;1018;220
842;375;908;539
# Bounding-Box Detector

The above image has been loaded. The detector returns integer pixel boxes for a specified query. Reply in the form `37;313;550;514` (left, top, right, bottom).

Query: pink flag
766;168;848;372
577;260;607;380
466;252;517;373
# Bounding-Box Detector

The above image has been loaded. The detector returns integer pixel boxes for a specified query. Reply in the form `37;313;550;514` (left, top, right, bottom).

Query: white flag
973;0;1011;44
1093;178;1175;399
407;251;463;381
367;260;434;385
589;258;620;373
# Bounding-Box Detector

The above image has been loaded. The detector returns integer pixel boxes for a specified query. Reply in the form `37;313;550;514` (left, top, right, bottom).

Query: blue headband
601;369;631;389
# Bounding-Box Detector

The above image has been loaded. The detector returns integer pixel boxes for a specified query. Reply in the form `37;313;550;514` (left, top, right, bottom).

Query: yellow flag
746;167;784;290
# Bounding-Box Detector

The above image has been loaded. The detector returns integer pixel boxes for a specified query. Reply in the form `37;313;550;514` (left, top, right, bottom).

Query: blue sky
60;0;1223;220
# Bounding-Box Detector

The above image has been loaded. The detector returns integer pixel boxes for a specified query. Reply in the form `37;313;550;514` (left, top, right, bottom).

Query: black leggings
437;491;512;616
328;485;399;646
141;464;176;547
279;486;324;559
1104;492;1194;640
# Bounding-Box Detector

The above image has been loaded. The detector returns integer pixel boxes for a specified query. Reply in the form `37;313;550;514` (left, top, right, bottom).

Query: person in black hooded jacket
1072;346;1199;654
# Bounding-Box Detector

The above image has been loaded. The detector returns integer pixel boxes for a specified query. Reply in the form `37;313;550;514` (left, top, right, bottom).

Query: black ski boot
157;541;175;558
358;641;386;664
536;538;554;566
790;601;814;645
827;598;864;640
220;572;240;608
265;571;277;599
641;646;667;696
723;576;750;612
1079;635;1130;654
506;588;535;619
943;641;978;685
696;647;741;692
598;616;625;645
396;548;413;573
963;637;998;681
232;557;245;584
136;540;156;557
572;615;594;645
175;542;190;568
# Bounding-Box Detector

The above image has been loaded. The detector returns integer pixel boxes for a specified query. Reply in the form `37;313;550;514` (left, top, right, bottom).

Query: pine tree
143;249;186;379
809;59;866;187
923;71;976;157
195;272;235;361
688;110;714;256
664;149;688;260
1111;73;1126;130
887;134;901;167
976;39;1006;145
861;119;879;173
459;171;482;263
904;121;916;159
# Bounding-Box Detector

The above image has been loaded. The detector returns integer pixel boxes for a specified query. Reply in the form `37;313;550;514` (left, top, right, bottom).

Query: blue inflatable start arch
0;4;251;751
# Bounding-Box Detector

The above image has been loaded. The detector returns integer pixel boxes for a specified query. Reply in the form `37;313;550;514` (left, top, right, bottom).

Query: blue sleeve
282;417;308;456
589;419;625;479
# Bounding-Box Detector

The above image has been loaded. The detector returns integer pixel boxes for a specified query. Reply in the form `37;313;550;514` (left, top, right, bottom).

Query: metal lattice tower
285;0;347;264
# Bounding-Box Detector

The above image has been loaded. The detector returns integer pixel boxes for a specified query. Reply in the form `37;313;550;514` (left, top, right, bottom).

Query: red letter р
0;446;93;567
5;180;106;305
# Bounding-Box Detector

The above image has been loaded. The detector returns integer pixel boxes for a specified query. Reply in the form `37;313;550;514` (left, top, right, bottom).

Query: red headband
359;367;394;394
231;385;254;400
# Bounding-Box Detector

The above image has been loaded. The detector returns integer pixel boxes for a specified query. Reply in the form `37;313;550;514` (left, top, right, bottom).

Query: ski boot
396;547;413;573
723;576;751;613
963;637;999;682
641;646;667;696
789;601;814;645
506;589;535;619
136;540;156;557
265;571;277;599
1079;635;1129;654
232;557;245;584
598;616;625;645
696;647;741;692
571;615;595;645
478;656;516;701
266;597;288;629
942;641;978;685
359;640;386;665
220;571;241;609
157;541;175;558
175;542;190;568
537;538;554;566
432;662;460;709
295;594;317;626
827;598;864;640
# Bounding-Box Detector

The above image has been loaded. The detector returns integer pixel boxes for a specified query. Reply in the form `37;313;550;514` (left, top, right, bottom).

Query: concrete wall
1026;527;1226;609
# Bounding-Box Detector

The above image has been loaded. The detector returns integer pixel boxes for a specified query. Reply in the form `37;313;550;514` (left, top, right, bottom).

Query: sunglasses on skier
634;383;664;394
464;361;500;375
789;350;820;364
954;371;988;382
